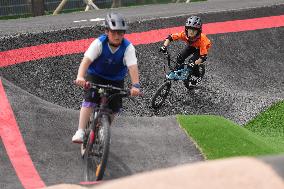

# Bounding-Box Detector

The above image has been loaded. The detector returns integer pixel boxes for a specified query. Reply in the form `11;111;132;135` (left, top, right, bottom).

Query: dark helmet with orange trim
104;12;128;31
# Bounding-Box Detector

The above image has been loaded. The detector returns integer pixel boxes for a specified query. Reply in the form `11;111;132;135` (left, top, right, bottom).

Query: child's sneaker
190;76;202;86
72;129;85;144
190;80;197;86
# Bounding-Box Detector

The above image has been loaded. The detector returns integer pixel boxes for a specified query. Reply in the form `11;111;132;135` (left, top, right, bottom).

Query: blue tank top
87;34;130;81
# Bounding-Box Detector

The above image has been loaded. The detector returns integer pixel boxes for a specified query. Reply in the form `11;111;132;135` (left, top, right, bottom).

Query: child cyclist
72;12;141;143
160;15;211;85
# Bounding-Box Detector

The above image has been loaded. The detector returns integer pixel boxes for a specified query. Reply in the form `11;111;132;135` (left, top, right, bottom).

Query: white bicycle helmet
104;12;128;31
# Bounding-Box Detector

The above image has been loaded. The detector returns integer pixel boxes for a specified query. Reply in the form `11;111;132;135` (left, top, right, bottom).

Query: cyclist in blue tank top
72;13;141;143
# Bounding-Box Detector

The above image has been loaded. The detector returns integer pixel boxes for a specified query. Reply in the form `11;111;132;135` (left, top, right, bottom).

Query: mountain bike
151;51;205;109
80;82;130;181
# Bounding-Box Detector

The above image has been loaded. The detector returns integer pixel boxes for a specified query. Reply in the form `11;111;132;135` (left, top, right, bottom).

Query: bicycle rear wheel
83;114;111;181
151;81;172;109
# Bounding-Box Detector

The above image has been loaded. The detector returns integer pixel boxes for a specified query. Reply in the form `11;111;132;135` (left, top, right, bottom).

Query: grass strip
177;112;284;160
245;101;284;151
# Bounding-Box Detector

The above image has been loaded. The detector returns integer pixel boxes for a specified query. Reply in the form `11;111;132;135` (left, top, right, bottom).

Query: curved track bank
0;1;284;189
0;78;202;189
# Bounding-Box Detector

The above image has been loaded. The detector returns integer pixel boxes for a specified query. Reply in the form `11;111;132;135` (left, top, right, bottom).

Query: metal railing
0;0;32;16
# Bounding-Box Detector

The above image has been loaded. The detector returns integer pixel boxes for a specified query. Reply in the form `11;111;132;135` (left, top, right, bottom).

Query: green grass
245;101;284;151
177;101;284;160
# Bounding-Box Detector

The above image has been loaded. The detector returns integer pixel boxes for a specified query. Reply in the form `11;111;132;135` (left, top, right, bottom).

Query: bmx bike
151;51;205;109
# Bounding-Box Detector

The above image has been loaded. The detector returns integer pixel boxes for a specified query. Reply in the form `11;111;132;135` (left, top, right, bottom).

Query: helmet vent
111;20;116;27
105;12;128;31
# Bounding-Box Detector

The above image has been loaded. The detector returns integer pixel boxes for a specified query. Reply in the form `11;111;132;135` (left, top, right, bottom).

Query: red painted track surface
0;15;283;68
0;14;284;189
0;79;46;189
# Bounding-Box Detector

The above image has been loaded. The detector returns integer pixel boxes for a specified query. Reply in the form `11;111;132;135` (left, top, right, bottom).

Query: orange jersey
170;32;211;56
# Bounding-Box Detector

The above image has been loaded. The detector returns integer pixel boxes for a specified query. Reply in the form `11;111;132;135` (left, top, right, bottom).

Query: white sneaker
72;129;85;144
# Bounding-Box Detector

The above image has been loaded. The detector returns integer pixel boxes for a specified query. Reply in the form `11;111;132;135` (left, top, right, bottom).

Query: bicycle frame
85;83;129;131
163;52;194;81
82;83;129;181
86;89;114;146
83;84;128;149
151;51;197;109
163;52;175;72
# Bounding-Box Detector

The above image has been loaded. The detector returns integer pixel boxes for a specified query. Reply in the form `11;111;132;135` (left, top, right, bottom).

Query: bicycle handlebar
160;51;195;71
84;82;130;96
74;81;143;113
84;82;143;96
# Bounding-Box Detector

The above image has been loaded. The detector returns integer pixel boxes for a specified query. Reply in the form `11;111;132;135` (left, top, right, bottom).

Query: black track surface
1;27;283;124
0;1;284;188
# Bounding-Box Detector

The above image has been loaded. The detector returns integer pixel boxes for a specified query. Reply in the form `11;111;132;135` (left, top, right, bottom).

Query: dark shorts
83;74;124;113
176;46;205;77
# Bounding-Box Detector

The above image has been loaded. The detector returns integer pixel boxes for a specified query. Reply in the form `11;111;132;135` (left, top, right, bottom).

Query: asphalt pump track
0;2;284;189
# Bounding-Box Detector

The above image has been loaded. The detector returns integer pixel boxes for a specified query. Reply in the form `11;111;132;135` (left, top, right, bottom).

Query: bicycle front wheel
83;114;111;181
151;81;172;109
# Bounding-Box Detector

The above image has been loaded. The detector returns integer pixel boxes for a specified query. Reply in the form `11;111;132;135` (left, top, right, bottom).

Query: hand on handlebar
74;77;87;87
130;87;141;97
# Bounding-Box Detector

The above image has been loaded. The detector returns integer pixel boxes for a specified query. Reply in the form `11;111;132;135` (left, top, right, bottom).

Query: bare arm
128;64;140;96
75;56;92;86
163;39;171;47
128;64;139;84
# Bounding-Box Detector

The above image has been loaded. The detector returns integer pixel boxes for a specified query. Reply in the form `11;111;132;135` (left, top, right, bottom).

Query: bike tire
151;81;172;109
94;115;111;180
83;128;97;181
81;119;91;157
82;114;110;181
183;64;205;90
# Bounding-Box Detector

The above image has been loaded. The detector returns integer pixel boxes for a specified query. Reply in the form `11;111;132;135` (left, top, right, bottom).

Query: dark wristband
166;35;173;41
132;83;141;89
